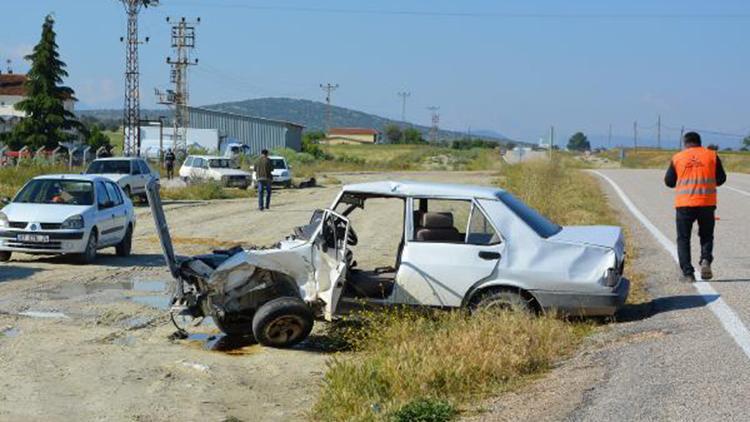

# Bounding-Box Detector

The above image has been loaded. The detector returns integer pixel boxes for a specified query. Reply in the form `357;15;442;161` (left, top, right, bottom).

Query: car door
104;181;128;243
312;209;350;319
135;160;150;193
394;198;503;307
94;181;116;245
191;158;206;179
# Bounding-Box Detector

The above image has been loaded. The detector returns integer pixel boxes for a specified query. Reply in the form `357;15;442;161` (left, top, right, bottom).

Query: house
0;72;75;123
323;127;380;145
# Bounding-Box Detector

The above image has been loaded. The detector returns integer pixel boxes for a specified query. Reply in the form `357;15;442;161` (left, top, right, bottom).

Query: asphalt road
569;169;750;421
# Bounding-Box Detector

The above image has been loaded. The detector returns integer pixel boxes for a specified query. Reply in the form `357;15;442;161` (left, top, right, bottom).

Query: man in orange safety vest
664;132;726;282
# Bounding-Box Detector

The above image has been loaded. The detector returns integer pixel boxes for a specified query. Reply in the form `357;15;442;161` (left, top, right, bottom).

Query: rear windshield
86;160;130;174
499;192;562;238
14;179;94;206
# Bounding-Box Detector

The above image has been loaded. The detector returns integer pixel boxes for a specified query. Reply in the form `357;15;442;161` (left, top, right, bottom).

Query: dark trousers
676;206;715;276
166;164;174;180
257;180;272;210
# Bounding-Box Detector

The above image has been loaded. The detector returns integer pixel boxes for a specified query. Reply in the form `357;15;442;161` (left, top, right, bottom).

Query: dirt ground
0;171;496;422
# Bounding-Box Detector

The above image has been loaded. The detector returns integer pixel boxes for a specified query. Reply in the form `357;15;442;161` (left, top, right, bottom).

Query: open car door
313;209;350;319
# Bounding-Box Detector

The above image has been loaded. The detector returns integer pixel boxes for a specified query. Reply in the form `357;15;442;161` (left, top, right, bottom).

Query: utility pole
633;121;638;152
119;0;158;157
156;16;200;153
549;125;554;160
320;83;339;134
608;123;612;149
657;114;662;149
397;91;410;123
679;125;685;150
427;106;440;143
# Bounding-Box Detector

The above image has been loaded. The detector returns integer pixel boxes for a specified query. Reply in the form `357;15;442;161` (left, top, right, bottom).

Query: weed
391;398;457;422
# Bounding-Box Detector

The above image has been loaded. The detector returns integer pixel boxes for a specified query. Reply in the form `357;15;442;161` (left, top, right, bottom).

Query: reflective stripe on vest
672;147;718;208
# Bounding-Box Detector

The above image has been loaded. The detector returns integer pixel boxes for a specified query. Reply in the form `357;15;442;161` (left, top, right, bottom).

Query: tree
384;124;403;144
84;124;111;151
301;130;327;158
567;132;591;151
11;15;79;150
743;135;750;150
403;128;425;144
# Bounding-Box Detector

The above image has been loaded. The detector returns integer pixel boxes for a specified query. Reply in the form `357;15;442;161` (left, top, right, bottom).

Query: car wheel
0;251;11;262
252;297;313;348
75;230;98;265
214;313;255;336
470;288;535;314
115;225;133;257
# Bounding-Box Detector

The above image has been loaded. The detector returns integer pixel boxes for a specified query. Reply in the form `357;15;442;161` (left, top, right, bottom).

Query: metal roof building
187;106;304;153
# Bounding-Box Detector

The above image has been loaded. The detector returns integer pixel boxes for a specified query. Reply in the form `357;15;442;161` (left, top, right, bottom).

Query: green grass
160;182;253;201
0;163;82;198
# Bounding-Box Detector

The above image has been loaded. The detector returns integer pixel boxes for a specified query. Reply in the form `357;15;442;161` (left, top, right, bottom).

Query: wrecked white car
147;180;629;348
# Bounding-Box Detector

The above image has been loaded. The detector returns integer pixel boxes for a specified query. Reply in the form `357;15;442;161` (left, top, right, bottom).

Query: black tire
252;297;313;348
115;225;133;257
75;230;98;265
213;313;255;336
470;288;534;314
0;251;11;262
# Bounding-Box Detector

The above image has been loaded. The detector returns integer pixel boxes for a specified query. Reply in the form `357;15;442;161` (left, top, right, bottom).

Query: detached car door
395;198;503;307
312;209;350;319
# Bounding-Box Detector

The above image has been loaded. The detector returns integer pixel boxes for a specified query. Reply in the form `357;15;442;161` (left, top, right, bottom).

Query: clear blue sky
2;0;750;147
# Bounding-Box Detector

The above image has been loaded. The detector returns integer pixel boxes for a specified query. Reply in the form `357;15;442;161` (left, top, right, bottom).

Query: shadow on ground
0;265;41;283
25;253;165;268
616;294;719;322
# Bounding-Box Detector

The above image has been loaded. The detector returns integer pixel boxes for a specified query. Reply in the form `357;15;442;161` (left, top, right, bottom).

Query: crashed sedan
148;180;629;348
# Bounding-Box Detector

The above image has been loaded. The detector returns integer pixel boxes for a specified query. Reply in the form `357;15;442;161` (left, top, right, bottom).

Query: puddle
19;311;69;319
1;327;20;337
183;332;260;356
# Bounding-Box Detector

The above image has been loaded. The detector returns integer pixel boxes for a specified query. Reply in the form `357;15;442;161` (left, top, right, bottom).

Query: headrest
422;212;454;228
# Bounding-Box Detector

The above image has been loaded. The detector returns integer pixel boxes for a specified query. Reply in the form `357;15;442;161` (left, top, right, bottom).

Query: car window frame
130;160;142;175
466;201;502;246
96;181;113;209
406;196;504;246
137;160;151;176
104;182;124;206
184;156;194;167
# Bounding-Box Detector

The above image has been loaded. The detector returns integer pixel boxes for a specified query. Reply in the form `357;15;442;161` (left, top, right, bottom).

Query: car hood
2;202;90;223
548;225;624;255
210;168;251;177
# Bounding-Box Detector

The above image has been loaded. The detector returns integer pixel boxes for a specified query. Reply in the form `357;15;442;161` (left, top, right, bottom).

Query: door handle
478;251;501;260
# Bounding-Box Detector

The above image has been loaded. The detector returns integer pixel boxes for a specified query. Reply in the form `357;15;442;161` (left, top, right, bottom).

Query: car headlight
61;215;84;230
0;212;8;228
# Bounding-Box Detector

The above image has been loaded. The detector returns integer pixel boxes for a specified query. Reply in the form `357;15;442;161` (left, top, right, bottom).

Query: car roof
32;174;112;183
341;180;505;200
187;155;227;160
269;156;286;160
92;157;143;161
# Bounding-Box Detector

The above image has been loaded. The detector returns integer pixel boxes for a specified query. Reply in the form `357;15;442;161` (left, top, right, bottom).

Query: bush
392;398;457;422
160;181;251;201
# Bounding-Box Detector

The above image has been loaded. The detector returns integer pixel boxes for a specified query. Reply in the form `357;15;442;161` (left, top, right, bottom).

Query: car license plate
17;234;49;243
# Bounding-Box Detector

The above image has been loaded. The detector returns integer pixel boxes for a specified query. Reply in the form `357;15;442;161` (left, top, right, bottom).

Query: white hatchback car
251;155;292;188
179;155;252;189
85;157;159;200
0;175;136;264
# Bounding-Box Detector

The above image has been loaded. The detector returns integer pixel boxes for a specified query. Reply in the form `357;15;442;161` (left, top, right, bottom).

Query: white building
0;73;75;120
131;126;220;158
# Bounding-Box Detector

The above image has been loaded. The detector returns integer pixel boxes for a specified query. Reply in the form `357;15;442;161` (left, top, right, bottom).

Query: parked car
147;180;628;348
179;155;252;189
85;157;159;200
251;155;293;188
0;175;136;264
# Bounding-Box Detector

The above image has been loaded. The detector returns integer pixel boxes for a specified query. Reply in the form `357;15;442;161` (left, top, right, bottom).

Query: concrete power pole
633;121;638;152
397;91;410;123
427;106;440;143
320;83;339;134
158;16;200;153
119;0;158;157
549;125;554;160
657;115;662;149
608;123;612;149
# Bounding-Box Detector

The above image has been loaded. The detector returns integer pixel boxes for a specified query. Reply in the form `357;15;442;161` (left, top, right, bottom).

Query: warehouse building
187;107;304;154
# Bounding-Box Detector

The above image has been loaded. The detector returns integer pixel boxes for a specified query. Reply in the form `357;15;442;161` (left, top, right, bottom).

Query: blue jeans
257;180;272;210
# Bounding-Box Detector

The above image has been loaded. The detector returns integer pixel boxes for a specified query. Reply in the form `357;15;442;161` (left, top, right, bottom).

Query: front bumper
532;277;630;317
0;230;87;254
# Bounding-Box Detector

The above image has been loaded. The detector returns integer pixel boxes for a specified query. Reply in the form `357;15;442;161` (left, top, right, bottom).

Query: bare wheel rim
265;315;305;344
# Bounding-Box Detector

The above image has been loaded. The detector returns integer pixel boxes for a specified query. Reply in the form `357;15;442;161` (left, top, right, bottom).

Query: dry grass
602;148;750;173
0;164;82;199
312;309;588;422
159;182;252;201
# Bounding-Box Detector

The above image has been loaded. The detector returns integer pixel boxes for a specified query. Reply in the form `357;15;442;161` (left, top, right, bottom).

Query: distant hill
79;97;517;143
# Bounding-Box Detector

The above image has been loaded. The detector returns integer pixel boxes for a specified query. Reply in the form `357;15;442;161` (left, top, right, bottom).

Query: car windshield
14;179;94;206
208;159;231;168
271;159;287;170
86;160;130;174
499;192;562;238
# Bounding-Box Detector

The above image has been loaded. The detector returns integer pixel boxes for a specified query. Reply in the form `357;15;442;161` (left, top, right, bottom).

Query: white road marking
724;185;750;197
592;170;750;360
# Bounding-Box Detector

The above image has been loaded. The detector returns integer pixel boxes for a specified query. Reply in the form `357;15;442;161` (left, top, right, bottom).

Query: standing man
255;149;273;211
664;132;726;282
164;148;176;180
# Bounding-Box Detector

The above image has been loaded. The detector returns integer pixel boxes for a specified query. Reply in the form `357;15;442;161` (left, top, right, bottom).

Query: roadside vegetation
312;159;642;422
602;148;750;173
